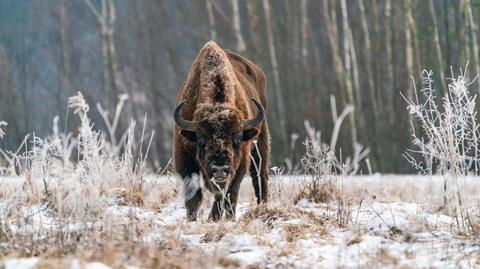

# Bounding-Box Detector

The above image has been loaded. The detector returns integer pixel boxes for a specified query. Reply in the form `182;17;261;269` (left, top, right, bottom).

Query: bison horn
174;100;197;132
243;98;265;130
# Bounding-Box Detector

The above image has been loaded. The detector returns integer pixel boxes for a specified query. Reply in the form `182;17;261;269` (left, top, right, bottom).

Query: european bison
173;41;270;221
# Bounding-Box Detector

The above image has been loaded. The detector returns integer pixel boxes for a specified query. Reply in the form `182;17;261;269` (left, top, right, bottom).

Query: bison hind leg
250;131;269;204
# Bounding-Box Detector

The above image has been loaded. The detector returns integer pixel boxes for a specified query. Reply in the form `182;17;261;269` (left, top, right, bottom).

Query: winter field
1;71;480;268
1;174;479;269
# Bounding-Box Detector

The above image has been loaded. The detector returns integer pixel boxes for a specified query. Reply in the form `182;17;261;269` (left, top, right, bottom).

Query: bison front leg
250;125;269;204
208;194;224;222
175;147;202;222
183;176;203;221
208;186;240;221
209;164;246;221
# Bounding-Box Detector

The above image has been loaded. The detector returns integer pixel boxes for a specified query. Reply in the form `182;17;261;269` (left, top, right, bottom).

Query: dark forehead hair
194;103;243;136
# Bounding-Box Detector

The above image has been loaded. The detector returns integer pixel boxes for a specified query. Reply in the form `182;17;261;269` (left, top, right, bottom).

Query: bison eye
233;136;242;146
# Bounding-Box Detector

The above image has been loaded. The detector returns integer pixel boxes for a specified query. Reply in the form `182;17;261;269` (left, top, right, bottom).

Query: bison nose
211;165;229;178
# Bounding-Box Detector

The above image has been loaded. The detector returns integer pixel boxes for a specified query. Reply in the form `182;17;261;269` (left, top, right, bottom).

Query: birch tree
59;0;71;92
232;0;246;53
205;0;217;40
428;0;446;91
465;0;480;95
384;0;395;126
358;0;379;123
263;0;287;145
83;0;122;107
340;0;358;145
405;0;414;107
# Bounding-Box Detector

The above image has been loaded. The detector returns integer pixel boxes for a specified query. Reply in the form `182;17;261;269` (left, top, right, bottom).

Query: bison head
174;98;265;191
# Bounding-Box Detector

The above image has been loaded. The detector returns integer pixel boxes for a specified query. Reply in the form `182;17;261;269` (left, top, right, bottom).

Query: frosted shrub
0;91;159;255
298;95;369;226
404;68;479;235
404;70;480;175
297;121;338;204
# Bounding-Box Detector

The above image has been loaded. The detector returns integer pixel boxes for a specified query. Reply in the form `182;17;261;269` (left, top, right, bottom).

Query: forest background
0;0;478;173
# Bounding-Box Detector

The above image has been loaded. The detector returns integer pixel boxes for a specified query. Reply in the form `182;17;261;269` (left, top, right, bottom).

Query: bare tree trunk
246;0;261;54
358;0;379;123
322;0;344;95
465;0;480;95
205;0;216;40
459;0;469;64
343;6;360;107
100;0;115;104
340;0;357;145
405;0;415;122
384;0;395;126
83;0;121;107
54;0;70;114
106;0;121;94
59;0;71;91
300;0;314;117
370;0;383;114
102;29;114;104
263;0;287;145
428;0;447;91
300;0;308;67
409;1;422;78
232;0;246;53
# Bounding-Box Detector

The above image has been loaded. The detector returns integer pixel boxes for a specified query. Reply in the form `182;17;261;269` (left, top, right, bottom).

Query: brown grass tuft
201;228;226;243
240;204;292;226
218;256;242;268
294;180;340;204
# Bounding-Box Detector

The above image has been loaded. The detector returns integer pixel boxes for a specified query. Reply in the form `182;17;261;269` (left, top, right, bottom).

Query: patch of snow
2;258;39;269
229;233;258;248
85;262;112;269
224;247;268;266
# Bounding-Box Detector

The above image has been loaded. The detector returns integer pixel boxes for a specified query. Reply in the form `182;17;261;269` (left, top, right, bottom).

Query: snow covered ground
1;175;480;268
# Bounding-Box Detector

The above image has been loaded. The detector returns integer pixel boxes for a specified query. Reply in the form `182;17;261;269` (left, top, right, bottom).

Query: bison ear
242;128;259;141
181;130;197;141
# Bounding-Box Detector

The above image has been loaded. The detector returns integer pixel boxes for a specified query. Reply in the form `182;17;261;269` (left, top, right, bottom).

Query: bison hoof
187;215;197;222
225;212;236;221
208;211;222;222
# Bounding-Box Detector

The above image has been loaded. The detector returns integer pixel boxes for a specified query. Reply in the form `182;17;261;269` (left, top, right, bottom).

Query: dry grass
1;174;480;268
294;180;340;204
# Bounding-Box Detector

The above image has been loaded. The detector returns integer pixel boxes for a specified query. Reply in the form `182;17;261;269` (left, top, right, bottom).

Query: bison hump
198;41;237;103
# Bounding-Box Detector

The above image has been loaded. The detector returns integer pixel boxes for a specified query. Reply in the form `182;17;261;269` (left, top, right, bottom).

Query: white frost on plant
403;66;480;235
404;68;480;176
68;91;89;115
1;175;479;268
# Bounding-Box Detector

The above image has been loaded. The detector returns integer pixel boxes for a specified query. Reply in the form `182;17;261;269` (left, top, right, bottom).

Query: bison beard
173;41;270;222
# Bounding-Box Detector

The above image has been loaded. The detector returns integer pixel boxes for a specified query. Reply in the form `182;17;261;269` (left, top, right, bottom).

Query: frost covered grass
403;67;480;236
1;175;479;268
1;73;480;268
0;92;185;267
